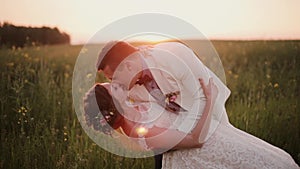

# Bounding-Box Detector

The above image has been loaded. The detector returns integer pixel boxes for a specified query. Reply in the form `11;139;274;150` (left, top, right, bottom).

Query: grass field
0;40;299;168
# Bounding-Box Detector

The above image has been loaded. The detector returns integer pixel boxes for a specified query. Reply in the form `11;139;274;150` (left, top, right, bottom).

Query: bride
83;79;299;169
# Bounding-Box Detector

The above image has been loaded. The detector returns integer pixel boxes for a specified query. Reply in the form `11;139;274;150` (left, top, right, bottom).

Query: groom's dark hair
97;41;137;71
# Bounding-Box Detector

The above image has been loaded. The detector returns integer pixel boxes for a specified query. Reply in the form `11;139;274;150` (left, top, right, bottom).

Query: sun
123;33;177;44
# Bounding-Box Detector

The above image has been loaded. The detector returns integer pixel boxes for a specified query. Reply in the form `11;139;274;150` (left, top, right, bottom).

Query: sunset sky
1;0;300;44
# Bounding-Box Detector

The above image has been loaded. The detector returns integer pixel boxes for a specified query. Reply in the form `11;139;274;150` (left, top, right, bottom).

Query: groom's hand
199;78;218;101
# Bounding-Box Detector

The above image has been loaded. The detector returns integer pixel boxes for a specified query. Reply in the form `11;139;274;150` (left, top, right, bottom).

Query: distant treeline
0;23;70;47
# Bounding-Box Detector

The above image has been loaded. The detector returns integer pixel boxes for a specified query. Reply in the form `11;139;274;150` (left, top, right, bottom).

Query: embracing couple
83;41;299;169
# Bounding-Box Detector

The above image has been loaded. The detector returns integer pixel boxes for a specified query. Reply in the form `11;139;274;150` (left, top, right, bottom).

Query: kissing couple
83;41;299;169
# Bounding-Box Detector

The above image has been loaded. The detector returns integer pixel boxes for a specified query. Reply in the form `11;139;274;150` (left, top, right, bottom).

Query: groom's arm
190;78;216;143
156;43;211;138
123;95;214;150
155;42;210;97
174;78;217;147
128;79;216;150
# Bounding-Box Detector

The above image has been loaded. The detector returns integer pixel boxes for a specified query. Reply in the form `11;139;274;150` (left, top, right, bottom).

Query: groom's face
101;53;142;90
102;63;139;90
112;59;142;90
102;65;114;80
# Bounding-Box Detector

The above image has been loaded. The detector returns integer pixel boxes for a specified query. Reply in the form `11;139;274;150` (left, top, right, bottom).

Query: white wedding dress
161;112;299;169
116;79;299;168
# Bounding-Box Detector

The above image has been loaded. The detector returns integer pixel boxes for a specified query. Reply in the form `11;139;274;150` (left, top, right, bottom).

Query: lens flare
136;126;148;137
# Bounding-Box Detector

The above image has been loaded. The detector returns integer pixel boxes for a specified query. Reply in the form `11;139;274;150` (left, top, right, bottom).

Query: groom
96;41;230;169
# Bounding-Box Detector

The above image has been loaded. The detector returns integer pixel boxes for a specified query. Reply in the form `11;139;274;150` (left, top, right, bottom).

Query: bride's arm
129;78;217;150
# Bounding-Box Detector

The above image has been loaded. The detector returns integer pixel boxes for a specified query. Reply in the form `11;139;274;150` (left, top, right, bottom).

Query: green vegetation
0;41;299;168
0;23;70;48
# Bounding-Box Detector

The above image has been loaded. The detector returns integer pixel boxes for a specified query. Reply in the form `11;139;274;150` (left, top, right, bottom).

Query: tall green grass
0;41;299;168
213;41;299;164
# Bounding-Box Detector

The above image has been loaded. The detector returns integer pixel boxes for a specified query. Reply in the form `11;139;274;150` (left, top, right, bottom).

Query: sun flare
124;34;176;44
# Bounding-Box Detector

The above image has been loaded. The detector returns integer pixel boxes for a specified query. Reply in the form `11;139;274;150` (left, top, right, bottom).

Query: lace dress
161;113;299;169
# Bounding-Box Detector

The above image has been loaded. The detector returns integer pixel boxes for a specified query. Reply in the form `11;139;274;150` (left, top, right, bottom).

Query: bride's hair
83;83;122;133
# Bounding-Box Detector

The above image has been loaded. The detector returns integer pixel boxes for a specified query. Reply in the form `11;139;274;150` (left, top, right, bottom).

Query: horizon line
71;38;300;45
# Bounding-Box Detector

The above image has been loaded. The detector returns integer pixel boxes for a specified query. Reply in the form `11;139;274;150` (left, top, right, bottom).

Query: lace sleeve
137;137;151;150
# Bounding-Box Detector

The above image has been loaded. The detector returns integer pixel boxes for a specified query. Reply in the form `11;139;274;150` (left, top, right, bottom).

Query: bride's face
102;83;143;122
111;83;128;101
102;82;128;105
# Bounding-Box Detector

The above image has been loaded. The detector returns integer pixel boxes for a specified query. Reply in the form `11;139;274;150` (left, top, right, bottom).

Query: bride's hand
199;78;218;101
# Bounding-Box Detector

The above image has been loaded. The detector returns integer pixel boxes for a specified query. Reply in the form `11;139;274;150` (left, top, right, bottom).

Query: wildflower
6;62;14;67
86;73;92;78
274;83;279;88
23;53;29;58
22;107;26;112
65;64;71;70
64;73;70;78
268;82;273;87
28;68;36;74
18;106;28;114
81;48;88;54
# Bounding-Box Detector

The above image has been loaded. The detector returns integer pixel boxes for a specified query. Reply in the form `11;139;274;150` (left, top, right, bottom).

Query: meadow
0;40;299;168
